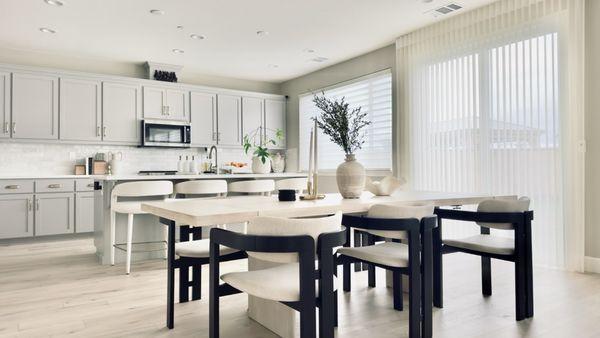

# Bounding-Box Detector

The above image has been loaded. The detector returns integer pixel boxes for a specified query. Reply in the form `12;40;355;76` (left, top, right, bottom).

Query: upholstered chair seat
337;242;409;267
175;240;238;258
443;235;514;255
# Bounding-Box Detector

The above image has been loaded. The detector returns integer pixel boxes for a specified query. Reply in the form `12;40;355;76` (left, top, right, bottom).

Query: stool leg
110;211;116;266
126;213;134;275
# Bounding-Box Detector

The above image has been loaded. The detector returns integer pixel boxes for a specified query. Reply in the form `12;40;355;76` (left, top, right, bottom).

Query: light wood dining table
141;190;514;336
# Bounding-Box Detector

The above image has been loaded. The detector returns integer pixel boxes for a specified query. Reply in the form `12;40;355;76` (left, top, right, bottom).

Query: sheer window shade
299;70;392;171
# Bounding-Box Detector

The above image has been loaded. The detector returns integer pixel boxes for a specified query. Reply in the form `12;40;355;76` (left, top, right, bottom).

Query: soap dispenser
177;155;184;173
190;155;199;174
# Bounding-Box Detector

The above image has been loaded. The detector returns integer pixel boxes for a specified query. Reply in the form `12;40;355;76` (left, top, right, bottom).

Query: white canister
109;151;124;175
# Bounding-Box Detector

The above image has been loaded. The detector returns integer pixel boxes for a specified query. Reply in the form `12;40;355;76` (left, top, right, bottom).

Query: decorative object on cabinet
242;126;284;174
74;165;86;175
153;70;178;83
365;176;406;196
271;153;285;173
108;151;123;175
312;93;371;199
300;120;325;200
145;61;183;81
93;161;108;175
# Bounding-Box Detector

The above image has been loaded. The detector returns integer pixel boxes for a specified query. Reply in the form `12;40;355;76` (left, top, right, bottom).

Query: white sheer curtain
396;0;585;270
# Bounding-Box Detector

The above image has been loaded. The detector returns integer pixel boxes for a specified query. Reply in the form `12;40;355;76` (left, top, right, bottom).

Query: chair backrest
175;180;227;197
111;180;173;198
275;178;308;193
228;180;275;195
246;212;342;263
362;202;434;240
476;196;530;230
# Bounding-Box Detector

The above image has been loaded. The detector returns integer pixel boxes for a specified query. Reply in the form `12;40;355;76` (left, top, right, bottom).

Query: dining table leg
160;217;176;329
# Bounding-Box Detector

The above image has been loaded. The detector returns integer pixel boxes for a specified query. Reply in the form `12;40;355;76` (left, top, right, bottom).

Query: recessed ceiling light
150;9;164;15
44;0;64;6
190;34;205;40
311;56;328;63
303;48;315;53
256;30;269;37
268;64;279;68
39;27;56;34
172;49;184;54
176;25;184;30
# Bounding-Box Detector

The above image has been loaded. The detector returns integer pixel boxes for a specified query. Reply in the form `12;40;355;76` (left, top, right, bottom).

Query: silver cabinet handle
87;183;95;188
36;199;40;211
3;122;8;134
161;106;165;115
48;184;63;189
12;122;16;134
5;184;20;190
212;132;217;141
97;126;101;137
167;106;171;115
28;198;32;211
103;126;107;137
217;132;221;142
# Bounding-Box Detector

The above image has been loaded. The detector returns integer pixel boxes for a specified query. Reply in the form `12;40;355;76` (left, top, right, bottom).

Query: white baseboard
584;256;600;273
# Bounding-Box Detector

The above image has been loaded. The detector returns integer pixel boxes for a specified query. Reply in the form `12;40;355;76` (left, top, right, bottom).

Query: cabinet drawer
0;180;34;194
35;179;75;193
76;179;95;192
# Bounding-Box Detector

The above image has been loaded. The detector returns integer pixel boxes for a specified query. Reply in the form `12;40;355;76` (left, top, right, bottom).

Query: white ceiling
0;0;496;83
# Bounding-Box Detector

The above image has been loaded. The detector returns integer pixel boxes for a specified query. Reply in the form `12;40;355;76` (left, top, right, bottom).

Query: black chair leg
354;231;363;272
179;265;190;302
192;265;202;300
432;222;443;308
367;235;376;287
481;256;492;296
343;262;351;292
333;290;339;327
393;270;403;311
408;268;421;338
515;260;527;321
300;305;317;338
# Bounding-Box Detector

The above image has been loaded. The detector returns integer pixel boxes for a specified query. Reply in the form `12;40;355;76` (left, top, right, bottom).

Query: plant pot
336;154;366;199
252;156;272;174
271;153;285;173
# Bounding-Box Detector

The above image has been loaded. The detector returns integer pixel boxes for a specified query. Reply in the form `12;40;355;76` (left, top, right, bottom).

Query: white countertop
0;172;307;181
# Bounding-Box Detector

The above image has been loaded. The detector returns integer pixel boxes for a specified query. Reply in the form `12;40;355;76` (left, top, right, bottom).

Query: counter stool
228;179;275;196
275;177;308;194
110;180;173;274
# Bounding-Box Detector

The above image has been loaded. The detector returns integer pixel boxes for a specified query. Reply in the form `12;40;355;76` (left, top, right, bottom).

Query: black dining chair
209;213;346;338
433;197;534;321
336;204;438;338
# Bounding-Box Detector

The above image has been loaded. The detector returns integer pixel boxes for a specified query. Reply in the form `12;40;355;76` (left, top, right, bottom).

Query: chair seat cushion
337;242;409;268
175;239;239;258
112;201;146;214
221;263;337;302
444;234;514;255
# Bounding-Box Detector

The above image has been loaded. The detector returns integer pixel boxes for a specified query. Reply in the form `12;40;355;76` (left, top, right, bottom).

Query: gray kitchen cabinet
242;96;264;144
11;72;59;140
190;91;217;146
143;86;188;121
217;94;242;146
35;192;74;236
0;71;10;139
264;98;286;148
59;77;102;141
75;191;95;233
102;82;141;144
0;194;33;239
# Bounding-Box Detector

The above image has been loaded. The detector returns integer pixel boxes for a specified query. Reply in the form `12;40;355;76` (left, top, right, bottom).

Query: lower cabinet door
75;191;95;233
0;194;34;239
35;193;74;236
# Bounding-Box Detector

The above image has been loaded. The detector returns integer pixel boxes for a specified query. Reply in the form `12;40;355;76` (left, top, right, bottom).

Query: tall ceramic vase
336;154;365;199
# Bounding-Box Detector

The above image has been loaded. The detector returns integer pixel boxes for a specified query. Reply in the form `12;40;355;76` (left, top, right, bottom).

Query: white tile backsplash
0;143;267;176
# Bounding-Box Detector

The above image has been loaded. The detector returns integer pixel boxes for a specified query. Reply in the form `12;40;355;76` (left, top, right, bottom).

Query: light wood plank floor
1;236;600;338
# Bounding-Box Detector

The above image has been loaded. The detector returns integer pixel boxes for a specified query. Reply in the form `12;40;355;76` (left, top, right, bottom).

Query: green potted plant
243;127;284;174
313;94;371;198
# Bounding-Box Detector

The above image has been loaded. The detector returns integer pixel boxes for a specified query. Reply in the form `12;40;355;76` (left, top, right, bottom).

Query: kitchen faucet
208;145;218;174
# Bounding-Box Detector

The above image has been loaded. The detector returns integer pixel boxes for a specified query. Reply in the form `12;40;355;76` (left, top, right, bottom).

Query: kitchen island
93;172;307;265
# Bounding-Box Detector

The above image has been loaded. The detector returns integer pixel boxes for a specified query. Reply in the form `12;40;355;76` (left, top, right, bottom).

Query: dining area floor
1;235;600;338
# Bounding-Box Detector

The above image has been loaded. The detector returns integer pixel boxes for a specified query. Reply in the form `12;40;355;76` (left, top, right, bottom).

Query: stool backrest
247;212;342;263
228;180;275;195
112;180;173;198
275;178;308;193
363;203;434;240
476;196;530;230
175;180;228;197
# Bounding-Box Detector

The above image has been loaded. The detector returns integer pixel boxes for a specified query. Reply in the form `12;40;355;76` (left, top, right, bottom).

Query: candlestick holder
300;172;325;200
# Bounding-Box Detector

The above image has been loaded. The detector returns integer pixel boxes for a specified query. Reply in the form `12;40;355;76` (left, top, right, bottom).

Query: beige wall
279;45;397;192
586;0;600;258
0;46;280;94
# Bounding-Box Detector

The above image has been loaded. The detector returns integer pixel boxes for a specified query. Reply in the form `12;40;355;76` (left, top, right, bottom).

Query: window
298;70;392;171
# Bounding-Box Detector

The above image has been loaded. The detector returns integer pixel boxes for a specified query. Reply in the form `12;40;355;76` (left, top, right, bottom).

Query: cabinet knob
4;184;20;190
48;184;63;189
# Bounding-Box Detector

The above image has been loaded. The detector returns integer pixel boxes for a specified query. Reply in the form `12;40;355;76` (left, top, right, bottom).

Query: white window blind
299;70;392;171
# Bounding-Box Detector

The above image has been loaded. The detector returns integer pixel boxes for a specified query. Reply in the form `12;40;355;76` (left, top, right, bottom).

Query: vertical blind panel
299;71;392;170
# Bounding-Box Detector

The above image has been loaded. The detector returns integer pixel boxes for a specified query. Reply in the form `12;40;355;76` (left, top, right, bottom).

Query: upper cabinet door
59;77;101;142
102;82;141;144
242;96;264;144
165;89;188;121
11;72;59;140
217;94;241;146
0;72;10;139
142;86;165;119
264;99;286;148
190;91;216;146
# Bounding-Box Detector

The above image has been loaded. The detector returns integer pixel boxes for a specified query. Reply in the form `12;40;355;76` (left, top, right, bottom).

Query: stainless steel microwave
141;119;191;148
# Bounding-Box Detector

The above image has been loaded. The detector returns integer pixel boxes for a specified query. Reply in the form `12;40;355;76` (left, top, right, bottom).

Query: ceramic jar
336;154;365;199
252;156;272;174
271;153;285;173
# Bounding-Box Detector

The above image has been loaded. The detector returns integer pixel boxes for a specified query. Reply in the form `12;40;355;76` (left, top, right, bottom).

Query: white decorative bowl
365;176;406;196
